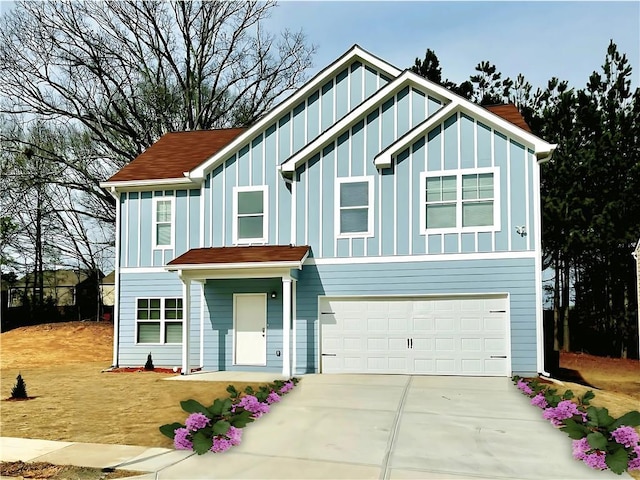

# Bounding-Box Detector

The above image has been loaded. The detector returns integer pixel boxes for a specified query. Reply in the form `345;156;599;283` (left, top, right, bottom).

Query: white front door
234;293;267;365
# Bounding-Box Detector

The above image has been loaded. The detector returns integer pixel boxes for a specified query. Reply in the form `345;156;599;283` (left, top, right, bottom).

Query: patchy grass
0;322;263;448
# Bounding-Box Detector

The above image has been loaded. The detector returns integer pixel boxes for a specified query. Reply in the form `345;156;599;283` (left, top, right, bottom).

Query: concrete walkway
0;375;627;479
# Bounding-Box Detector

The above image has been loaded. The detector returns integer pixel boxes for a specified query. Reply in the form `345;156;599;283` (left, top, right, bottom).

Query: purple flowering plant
513;376;640;475
160;377;299;455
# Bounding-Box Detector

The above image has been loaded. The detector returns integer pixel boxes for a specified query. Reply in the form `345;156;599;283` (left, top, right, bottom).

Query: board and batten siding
200;60;393;248
294;257;538;375
117;272;200;368
118;190;201;268
293;111;537;259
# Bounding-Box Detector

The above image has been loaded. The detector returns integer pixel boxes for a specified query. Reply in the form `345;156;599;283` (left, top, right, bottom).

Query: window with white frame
136;298;183;344
421;169;498;233
336;177;374;236
234;186;268;243
154;198;173;247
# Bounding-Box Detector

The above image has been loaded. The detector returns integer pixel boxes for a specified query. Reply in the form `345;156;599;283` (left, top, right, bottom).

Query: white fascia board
280;70;420;173
165;260;304;272
99;177;196;191
374;102;460;168
189;45;402;178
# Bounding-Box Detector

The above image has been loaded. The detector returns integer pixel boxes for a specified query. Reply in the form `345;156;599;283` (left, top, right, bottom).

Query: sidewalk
0;437;185;479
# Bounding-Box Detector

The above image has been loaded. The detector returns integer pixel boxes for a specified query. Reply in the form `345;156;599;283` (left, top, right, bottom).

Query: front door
233;293;267;365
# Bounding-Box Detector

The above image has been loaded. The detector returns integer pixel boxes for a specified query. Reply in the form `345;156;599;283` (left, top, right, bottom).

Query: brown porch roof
167;245;311;267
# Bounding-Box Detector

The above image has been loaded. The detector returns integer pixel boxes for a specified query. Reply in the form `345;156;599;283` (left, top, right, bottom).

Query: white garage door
319;296;509;376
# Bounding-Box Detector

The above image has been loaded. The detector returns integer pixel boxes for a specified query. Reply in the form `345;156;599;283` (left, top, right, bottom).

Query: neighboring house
100;271;116;307
100;45;556;377
9;269;90;307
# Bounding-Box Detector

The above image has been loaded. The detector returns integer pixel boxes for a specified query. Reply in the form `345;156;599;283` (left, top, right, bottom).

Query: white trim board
305;250;535;265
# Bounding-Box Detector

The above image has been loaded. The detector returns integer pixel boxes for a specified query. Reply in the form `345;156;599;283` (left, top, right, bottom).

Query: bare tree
0;0;315;223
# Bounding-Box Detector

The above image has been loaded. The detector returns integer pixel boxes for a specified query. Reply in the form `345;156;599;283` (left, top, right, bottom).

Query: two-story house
100;46;555;378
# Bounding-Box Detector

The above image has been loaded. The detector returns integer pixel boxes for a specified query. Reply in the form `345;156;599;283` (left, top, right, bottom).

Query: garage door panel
412;358;435;372
411;337;433;351
461;337;481;351
435;317;455;331
367;316;388;331
411;317;434;333
320;296;509;376
460;317;481;332
461;358;483;373
435;358;456;373
435;337;455;351
485;337;506;352
484;317;504;331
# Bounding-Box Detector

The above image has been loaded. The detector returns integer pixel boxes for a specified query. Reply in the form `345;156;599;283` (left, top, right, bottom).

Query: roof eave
165;260;305;272
99;177;198;191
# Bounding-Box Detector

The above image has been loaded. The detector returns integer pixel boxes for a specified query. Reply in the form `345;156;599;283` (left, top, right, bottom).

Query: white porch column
282;277;292;377
181;276;191;375
292;280;297;376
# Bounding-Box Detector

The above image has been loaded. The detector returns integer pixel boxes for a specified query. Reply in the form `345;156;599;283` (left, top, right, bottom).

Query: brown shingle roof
485;104;531;132
107;128;247;182
167;245;311;266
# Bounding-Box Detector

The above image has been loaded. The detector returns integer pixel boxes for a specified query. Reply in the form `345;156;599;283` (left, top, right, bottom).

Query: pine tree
144;353;154;371
11;373;28;399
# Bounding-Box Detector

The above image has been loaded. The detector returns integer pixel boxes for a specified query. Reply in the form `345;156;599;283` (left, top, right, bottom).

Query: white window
153;198;174;248
420;168;499;233
233;186;268;244
336;177;374;237
136;298;183;344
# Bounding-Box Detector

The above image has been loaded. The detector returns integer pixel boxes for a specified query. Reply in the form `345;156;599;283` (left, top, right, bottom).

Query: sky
265;1;640;91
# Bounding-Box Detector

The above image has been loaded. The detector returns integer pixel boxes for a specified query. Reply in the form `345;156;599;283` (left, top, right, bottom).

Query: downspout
535;147;556;377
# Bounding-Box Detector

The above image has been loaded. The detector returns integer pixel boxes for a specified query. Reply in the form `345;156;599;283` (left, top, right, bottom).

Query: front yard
0;322;262;448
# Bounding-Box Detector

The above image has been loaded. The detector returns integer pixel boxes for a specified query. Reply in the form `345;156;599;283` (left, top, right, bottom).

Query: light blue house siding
118;189;201;268
294;111;537;259
118;271;201;368
201;60;393;248
295;257;538;376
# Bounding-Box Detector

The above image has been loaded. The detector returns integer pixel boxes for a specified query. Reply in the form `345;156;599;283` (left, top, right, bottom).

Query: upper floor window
420;168;499;233
233;186;268;244
136;297;183;344
336;177;374;237
154;198;173;248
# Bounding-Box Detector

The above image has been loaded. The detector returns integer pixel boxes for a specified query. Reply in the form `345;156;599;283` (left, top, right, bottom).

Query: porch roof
166;245;311;272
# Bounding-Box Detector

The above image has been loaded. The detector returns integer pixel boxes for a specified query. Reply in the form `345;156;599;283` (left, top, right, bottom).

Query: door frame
233;293;268;366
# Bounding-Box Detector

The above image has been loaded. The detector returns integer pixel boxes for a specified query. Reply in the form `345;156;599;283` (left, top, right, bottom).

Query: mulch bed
103;366;202;374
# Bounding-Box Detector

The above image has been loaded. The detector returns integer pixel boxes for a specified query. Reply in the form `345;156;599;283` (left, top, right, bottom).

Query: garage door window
421;168;499;233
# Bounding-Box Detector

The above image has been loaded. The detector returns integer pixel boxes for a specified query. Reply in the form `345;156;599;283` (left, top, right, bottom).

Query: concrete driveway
153;374;621;479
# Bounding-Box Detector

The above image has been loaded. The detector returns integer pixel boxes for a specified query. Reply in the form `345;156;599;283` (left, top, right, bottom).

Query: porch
165;245;310;378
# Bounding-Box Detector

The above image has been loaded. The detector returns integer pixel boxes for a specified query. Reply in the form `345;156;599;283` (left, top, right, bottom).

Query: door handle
490;355;507;359
410;338;413;349
262;327;265;338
